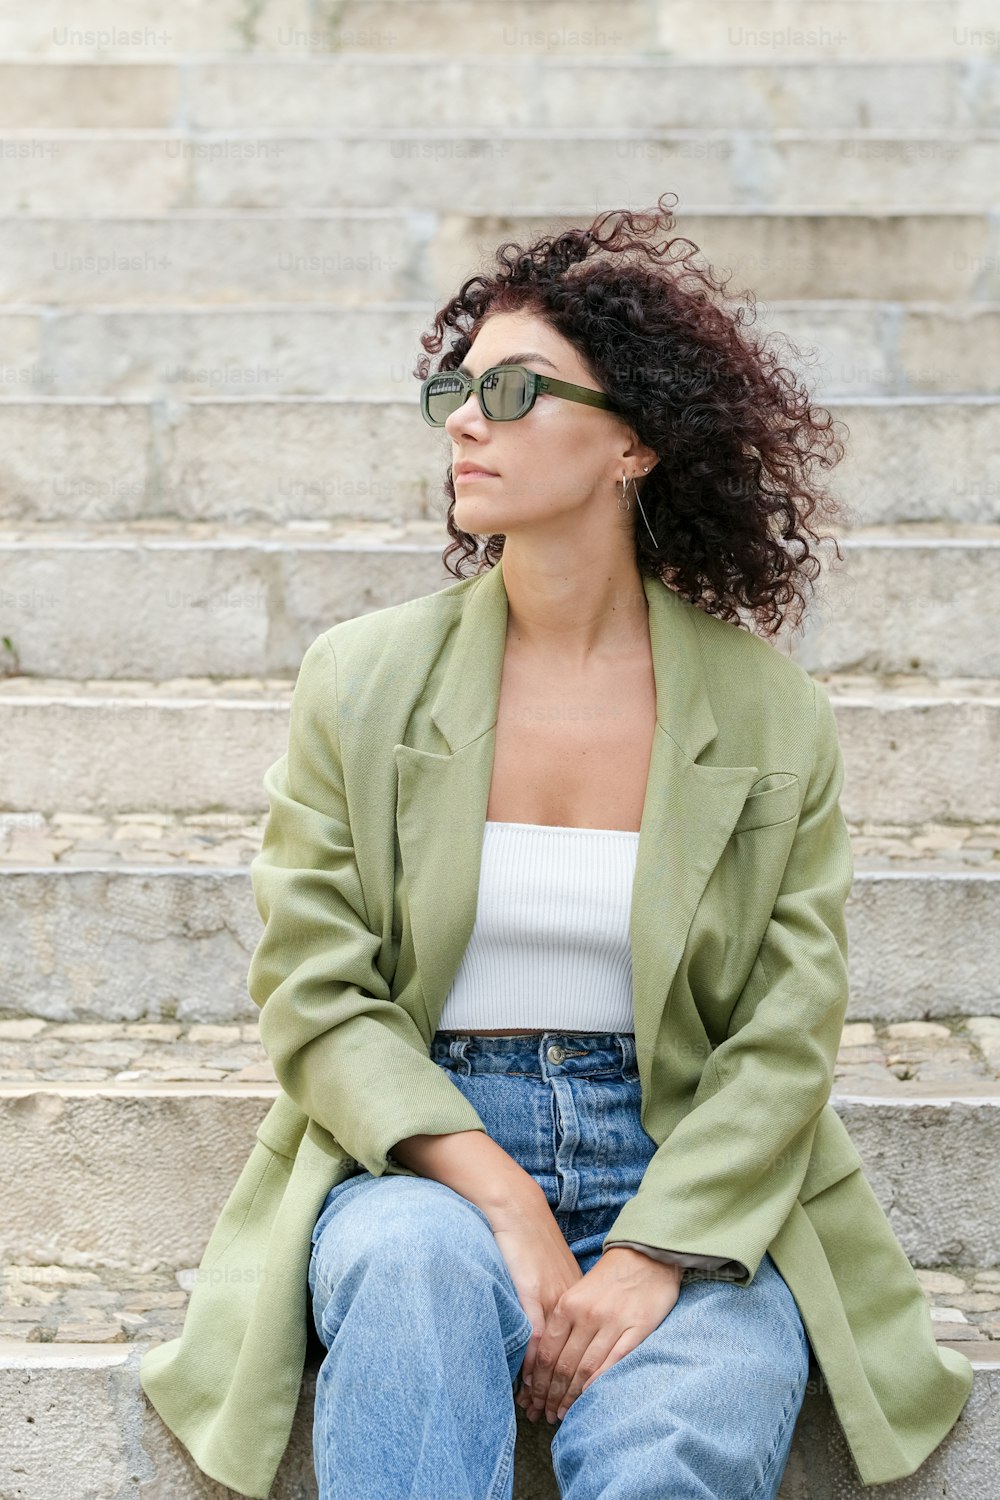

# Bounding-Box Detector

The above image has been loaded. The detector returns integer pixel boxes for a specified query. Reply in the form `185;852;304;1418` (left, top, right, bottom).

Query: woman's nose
444;390;484;433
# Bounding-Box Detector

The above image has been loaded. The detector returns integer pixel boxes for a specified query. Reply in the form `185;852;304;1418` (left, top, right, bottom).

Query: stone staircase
1;2;999;1495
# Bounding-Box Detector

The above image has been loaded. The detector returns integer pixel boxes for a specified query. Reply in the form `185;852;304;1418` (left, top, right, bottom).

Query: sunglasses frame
420;362;621;426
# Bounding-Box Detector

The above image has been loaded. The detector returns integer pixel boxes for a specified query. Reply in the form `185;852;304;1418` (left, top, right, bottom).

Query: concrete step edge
0;205;995;220
2;1080;999;1105
5;296;1000;312
1;55;998;71
4;125;1000;139
2;515;1000;544
1;391;998;409
3;856;1000;876
4;668;1000;701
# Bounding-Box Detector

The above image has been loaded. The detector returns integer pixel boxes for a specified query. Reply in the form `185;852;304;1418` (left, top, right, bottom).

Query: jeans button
547;1045;565;1063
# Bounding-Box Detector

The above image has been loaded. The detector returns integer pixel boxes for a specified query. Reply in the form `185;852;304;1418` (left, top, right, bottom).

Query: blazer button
547;1045;565;1063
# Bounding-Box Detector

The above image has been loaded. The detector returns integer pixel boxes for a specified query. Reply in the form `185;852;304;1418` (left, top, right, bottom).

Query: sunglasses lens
481;367;529;419
424;373;466;425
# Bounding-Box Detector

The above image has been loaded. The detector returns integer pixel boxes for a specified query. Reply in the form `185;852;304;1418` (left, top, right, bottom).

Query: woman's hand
515;1246;682;1424
488;1193;585;1402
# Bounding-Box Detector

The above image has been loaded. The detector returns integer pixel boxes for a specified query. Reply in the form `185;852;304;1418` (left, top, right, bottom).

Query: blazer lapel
394;562;760;1057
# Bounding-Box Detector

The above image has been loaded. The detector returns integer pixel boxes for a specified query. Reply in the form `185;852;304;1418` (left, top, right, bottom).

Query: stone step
3;129;1000;215
2;0;997;60
0;678;290;814
4;299;998;400
0;815;998;1027
4;1247;997;1349
2;520;1000;678
3;57;1000;131
0;1336;994;1500
792;523;1000;678
0;1038;998;1266
658;0;1000;62
1;396;998;527
1;210;996;306
2;671;1000;823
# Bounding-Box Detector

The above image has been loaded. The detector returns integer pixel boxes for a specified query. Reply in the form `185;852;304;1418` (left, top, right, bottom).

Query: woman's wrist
602;1245;683;1278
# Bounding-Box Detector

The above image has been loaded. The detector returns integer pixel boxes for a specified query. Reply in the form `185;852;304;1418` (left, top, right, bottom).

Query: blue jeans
308;1030;811;1499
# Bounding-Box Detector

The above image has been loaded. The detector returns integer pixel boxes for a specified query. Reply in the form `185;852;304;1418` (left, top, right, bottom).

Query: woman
139;195;974;1499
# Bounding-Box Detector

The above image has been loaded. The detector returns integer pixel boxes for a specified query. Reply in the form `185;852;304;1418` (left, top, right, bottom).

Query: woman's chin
455;503;502;535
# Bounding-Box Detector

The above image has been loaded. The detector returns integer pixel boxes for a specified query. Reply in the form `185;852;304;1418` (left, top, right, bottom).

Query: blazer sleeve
248;631;491;1178
600;676;853;1284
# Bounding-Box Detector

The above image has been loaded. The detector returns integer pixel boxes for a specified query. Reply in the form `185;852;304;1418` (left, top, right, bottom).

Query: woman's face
443;310;646;545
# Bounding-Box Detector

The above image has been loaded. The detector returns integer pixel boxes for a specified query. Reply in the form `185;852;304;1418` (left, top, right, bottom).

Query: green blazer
139;560;973;1497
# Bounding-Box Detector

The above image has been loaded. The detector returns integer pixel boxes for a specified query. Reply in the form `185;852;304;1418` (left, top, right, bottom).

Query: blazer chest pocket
733;772;800;834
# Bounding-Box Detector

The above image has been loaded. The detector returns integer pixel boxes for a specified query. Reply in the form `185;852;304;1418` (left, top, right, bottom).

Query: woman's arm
601;677;854;1284
248;631;491;1178
392;1128;551;1221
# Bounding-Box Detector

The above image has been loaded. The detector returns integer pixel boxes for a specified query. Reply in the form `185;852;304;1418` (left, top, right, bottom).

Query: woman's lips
455;470;499;481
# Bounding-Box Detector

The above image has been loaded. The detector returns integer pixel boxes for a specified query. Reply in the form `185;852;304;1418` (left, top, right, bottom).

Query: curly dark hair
413;191;854;639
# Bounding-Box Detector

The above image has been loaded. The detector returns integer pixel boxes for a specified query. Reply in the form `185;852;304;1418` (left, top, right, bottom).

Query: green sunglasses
420;362;621;426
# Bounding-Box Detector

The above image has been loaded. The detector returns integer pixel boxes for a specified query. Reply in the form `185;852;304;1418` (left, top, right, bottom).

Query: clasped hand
514;1245;681;1425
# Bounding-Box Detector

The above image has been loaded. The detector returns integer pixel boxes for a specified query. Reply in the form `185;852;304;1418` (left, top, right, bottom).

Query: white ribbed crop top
434;819;749;1282
437;819;640;1033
